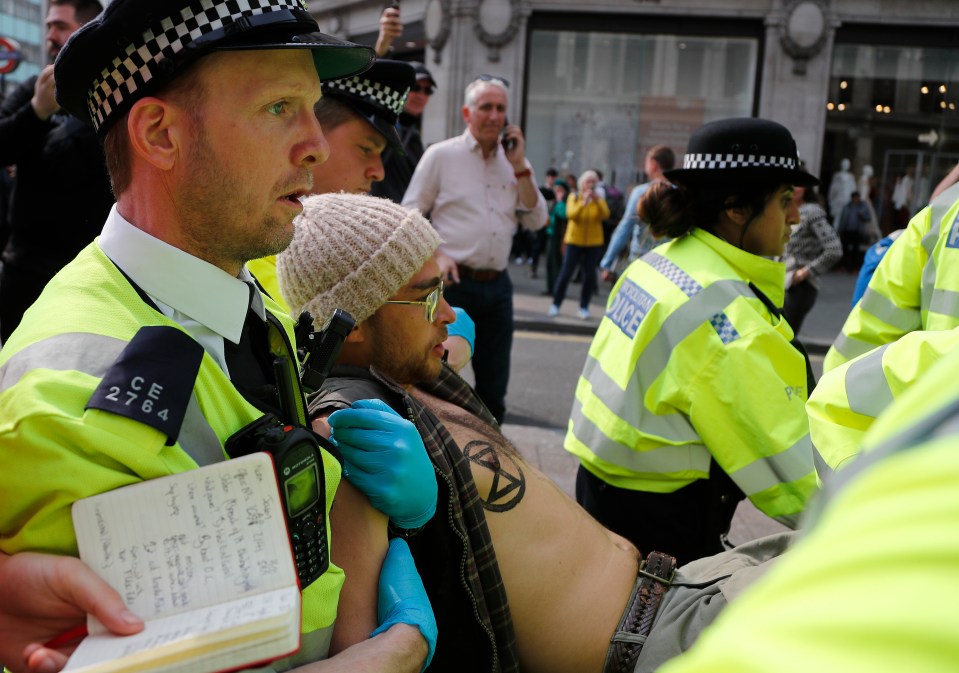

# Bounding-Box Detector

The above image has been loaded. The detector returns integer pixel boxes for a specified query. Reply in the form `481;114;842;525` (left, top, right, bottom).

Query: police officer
825;181;959;371
657;346;959;673
0;0;436;670
566;118;822;564
808;326;959;472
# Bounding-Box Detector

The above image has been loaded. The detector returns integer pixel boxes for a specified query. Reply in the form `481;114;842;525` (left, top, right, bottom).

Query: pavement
498;254;859;544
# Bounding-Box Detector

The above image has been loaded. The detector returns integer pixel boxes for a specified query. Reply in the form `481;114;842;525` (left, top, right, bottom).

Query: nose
368;154;385;184
295;108;329;168
786;199;801;225
436;296;456;325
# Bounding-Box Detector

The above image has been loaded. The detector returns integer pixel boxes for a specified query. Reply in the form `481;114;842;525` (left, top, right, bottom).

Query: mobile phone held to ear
501;117;516;153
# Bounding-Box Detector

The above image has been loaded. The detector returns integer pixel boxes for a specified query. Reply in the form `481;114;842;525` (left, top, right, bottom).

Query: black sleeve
0;77;53;164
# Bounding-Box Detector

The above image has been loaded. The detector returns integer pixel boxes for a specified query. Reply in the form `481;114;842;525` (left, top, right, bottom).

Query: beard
176;120;303;268
366;314;444;386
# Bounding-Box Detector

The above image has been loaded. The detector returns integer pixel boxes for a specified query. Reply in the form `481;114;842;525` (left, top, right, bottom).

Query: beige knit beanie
277;193;442;326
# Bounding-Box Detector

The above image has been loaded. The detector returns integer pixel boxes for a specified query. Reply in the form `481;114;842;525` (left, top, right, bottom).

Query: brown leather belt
457;264;504;281
603;551;677;673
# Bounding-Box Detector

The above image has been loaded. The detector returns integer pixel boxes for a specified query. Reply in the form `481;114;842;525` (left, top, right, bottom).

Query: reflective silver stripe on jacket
0;332;224;466
575;254;794;480
645;252;741;343
831;285;920;362
811;381;959;524
920;183;959;320
858;287;921;332
728;433;815;497
844;344;894;419
570;396;710;475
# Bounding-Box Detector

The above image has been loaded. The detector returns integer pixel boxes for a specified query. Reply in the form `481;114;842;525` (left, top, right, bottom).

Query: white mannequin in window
829;158;857;225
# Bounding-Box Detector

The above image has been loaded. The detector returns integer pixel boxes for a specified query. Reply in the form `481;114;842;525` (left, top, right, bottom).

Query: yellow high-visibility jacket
809;327;959;471
0;243;343;661
825;182;959;372
566;228;819;526
659;346;959;673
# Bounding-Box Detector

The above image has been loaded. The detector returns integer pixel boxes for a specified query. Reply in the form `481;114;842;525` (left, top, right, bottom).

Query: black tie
223;285;281;415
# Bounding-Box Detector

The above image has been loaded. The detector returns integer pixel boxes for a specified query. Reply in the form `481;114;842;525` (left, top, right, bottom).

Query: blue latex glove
327;399;437;529
447;307;475;355
371;538;437;671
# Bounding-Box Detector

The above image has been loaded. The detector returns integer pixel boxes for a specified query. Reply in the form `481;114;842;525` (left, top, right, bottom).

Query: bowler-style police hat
664;118;819;189
55;0;375;136
322;59;415;153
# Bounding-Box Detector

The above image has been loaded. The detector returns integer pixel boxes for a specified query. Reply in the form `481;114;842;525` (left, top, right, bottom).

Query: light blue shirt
98;205;264;376
600;182;655;271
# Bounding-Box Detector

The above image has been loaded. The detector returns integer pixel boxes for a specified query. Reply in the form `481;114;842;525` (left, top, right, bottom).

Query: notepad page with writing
72;452;296;624
64;585;300;673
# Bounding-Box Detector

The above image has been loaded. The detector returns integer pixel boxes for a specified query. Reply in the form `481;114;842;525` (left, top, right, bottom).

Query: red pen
42;624;88;649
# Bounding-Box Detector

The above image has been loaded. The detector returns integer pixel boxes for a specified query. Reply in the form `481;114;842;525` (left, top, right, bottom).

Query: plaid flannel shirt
311;364;520;673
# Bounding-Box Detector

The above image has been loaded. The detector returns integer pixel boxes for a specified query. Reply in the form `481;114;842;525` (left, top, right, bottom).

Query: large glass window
824;29;959;233
526;28;759;190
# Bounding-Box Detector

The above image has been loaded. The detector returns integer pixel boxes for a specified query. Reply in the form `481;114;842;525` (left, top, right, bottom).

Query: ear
723;200;752;227
461;104;470;125
126;97;188;172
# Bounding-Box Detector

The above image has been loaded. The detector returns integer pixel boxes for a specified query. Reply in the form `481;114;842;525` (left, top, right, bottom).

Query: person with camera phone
403;75;548;423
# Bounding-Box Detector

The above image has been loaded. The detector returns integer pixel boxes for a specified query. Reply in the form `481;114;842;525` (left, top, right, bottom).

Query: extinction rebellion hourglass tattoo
464;440;526;512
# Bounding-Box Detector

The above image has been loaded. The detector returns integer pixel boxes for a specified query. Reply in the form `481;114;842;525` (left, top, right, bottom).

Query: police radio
226;416;331;586
225;309;354;588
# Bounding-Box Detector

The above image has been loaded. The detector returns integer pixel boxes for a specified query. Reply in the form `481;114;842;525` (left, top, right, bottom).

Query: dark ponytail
639;182;698;239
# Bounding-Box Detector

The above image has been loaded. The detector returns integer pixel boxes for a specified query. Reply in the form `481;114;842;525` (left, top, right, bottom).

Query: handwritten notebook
65;453;301;673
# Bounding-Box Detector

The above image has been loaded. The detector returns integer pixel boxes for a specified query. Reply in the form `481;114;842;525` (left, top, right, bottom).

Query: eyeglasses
384;280;444;322
472;73;509;88
412;83;435;95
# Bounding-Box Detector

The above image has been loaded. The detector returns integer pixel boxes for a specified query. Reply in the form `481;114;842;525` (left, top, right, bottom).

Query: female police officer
565;118;823;564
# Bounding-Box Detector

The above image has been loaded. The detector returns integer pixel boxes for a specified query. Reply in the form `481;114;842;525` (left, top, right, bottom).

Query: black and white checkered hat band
87;0;306;131
682;153;798;171
323;76;409;117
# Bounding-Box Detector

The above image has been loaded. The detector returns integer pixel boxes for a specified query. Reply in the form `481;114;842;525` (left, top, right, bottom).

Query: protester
782;184;841;334
0;1;437;670
548;169;609;320
566;118;822;564
403;74;548;422
0;0;114;342
600;146;676;281
278;192;803;673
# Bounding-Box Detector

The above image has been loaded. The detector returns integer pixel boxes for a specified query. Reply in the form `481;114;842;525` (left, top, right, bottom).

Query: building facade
310;0;959;228
0;0;43;95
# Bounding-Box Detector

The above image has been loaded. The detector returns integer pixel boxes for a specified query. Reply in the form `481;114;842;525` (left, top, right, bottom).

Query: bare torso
410;387;640;673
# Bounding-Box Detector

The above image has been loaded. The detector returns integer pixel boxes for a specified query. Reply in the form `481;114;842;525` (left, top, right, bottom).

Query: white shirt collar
98;205;260;345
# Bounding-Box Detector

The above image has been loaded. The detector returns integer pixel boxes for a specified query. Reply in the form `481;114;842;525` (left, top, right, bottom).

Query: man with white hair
402;75;548;423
